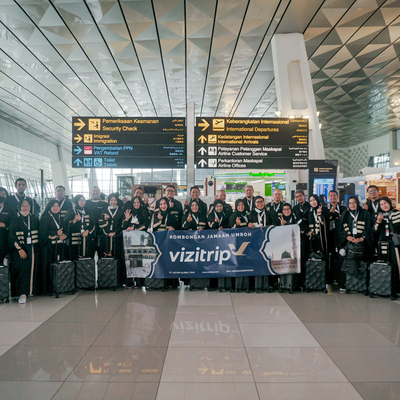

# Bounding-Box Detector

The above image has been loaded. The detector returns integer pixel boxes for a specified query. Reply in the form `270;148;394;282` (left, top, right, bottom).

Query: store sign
195;117;308;169
72;117;186;168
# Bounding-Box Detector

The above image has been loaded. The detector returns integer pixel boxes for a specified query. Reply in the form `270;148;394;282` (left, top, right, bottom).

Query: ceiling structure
0;0;400;172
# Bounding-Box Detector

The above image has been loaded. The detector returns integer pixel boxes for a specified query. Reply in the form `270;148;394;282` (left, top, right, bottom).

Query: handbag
342;257;359;277
347;241;364;260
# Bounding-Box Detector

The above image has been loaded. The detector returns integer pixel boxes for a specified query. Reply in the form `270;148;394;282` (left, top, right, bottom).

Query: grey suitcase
189;278;210;291
218;277;233;292
145;278;166;290
0;266;9;303
97;257;118;290
369;261;393;298
235;276;250;293
255;276;270;293
345;261;368;294
75;258;96;290
279;274;296;294
51;260;75;298
305;258;326;292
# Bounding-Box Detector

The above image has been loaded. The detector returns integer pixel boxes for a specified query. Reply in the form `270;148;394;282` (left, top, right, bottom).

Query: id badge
26;237;32;244
386;229;390;237
254;223;261;228
329;220;336;231
352;227;357;235
81;229;85;234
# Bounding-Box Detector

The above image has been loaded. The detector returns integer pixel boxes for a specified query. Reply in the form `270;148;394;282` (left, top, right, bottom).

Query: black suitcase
255;276;270;293
145;278;166;290
189;278;210;291
0;266;9;303
345;261;368;294
75;258;96;290
369;261;394;298
51;260;75;298
279;274;296;294
218;277;233;292
235;276;250;293
378;241;389;261
97;257;118;290
305;258;326;292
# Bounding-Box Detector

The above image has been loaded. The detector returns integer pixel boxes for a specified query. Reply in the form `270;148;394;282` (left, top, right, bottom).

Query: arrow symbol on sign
74;134;83;143
198;147;207;155
74;158;83;167
74;118;85;131
198;159;207;167
198;119;210;131
74;146;82;155
198;135;207;144
198;364;209;375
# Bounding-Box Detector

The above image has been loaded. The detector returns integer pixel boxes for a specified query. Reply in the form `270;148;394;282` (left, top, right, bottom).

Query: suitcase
189;278;210;291
369;261;394;298
255;276;270;293
235;276;250;293
279;274;296;294
305;258;326;292
145;278;166;290
218;277;233;292
0;266;9;303
51;260;75;298
97;257;118;290
75;258;96;290
345;261;368;294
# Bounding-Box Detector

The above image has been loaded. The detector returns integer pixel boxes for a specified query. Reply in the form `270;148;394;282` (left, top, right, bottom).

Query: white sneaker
18;295;26;304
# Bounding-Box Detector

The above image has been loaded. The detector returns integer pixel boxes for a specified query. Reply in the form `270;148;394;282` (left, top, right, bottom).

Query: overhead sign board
195;117;308;169
72;117;186;168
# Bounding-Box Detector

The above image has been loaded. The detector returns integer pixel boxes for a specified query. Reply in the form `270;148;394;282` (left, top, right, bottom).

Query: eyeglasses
368;190;378;193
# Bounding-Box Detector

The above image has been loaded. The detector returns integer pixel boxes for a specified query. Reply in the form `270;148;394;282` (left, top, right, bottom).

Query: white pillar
272;33;325;160
186;102;195;192
51;145;70;196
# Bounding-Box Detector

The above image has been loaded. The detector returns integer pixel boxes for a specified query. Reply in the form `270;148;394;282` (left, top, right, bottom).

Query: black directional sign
72;117;186;168
195;117;309;169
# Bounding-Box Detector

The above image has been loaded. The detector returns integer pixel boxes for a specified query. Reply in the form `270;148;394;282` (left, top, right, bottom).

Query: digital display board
194;117;308;169
72;117;186;168
313;178;335;198
308;160;338;197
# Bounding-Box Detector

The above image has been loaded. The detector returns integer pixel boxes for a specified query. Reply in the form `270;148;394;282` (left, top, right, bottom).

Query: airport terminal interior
3;0;400;399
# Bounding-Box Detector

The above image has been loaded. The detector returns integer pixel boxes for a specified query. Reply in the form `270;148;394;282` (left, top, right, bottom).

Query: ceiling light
319;124;322;129
317;111;320;117
288;115;295;119
301;115;309;119
275;111;282;117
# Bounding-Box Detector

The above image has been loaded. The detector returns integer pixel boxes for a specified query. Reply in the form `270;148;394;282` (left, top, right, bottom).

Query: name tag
353;227;357;235
329;220;335;231
81;229;85;234
26;237;32;244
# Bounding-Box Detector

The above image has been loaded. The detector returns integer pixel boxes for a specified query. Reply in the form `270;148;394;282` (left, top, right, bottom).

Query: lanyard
350;212;359;225
22;214;31;237
371;201;379;214
58;198;65;210
0;204;3;214
214;211;223;226
108;206;118;218
273;202;281;213
258;211;265;225
15;194;25;203
192;213;199;226
313;210;319;233
247;198;253;211
49;212;60;230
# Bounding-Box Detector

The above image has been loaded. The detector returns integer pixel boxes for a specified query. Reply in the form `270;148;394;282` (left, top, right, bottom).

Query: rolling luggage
51;260;75;298
369;261;394;299
145;278;166;290
345;261;368;294
279;274;295;294
255;276;270;293
305;255;325;292
75;236;95;290
97;237;118;290
189;278;210;291
235;276;250;293
377;241;389;261
218;277;233;292
0;265;9;303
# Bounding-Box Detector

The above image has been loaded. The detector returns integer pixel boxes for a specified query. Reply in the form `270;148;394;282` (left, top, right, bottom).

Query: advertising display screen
313;178;335;198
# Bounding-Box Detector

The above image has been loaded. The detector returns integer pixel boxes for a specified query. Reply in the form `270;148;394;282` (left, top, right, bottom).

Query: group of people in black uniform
0;177;398;303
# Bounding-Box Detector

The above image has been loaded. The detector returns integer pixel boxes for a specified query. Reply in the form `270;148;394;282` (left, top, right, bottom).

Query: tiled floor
1;288;400;399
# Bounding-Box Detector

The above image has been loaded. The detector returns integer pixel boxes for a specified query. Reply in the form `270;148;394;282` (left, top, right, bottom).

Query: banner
123;225;301;279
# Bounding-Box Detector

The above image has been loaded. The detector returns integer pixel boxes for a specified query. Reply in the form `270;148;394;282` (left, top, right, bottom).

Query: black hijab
254;196;265;214
213;199;225;219
380;196;394;212
0;187;8;204
190;199;200;217
309;194;321;211
158;197;170;218
347;195;361;216
44;199;60;216
282;203;295;223
130;195;144;216
235;199;247;217
73;194;85;211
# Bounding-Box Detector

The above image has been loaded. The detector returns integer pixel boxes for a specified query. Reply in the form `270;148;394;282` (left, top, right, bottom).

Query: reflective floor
1;288;400;399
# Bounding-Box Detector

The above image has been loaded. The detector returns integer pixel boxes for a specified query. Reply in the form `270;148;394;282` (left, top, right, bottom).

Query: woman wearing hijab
307;194;326;253
152;197;178;231
229;199;249;228
248;196;271;228
182;199;207;230
40;199;67;294
64;195;95;260
122;196;148;232
208;199;229;230
373;197;400;293
278;203;298;226
0;187;11;264
8;199;39;303
98;193;124;257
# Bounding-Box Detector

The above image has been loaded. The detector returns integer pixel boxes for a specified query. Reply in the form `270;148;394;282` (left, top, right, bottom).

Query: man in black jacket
184;186;207;216
242;185;256;213
267;189;284;225
155;185;183;229
363;185;382;219
208;189;233;219
6;178;40;218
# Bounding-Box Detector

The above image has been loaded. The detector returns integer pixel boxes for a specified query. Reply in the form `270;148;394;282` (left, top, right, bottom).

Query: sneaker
18;295;26;304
